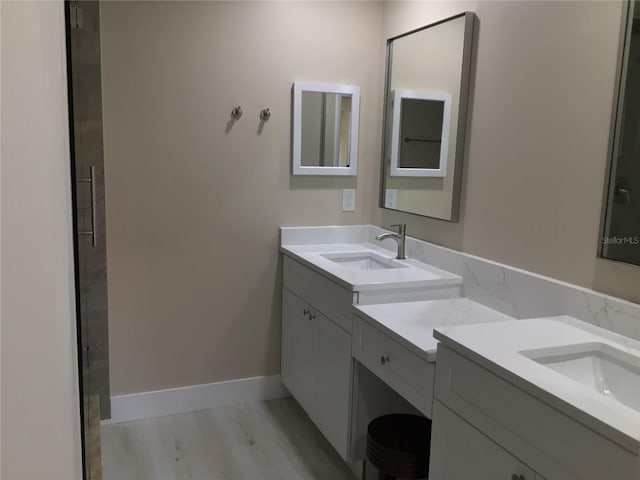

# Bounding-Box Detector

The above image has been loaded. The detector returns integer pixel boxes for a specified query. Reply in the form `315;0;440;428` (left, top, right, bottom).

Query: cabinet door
281;289;318;414
430;400;536;480
315;313;352;459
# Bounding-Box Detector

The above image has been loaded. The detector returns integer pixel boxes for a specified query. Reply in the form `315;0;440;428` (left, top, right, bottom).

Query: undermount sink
321;251;408;271
521;342;640;413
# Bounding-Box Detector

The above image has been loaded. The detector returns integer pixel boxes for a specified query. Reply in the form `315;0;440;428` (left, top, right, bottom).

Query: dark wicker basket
366;414;431;479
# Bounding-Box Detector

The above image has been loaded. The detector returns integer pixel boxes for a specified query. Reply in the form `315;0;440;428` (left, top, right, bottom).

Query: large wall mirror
292;82;360;176
379;12;476;220
601;1;640;266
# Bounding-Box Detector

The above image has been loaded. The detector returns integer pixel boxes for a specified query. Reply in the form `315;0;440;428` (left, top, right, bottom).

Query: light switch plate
342;189;355;211
385;189;398;209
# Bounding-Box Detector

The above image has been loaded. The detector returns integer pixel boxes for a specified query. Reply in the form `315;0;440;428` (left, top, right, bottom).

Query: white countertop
353;298;516;362
434;317;640;453
281;242;461;292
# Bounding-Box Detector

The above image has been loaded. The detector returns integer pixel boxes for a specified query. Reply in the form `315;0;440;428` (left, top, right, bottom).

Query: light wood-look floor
101;397;357;480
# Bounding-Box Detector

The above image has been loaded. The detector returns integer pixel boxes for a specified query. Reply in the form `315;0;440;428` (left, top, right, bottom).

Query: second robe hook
231;106;243;119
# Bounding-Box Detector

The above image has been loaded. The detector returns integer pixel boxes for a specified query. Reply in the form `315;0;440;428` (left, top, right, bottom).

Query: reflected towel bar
403;137;441;143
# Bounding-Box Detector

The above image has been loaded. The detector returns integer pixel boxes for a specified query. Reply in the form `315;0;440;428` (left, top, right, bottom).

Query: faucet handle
390;224;406;234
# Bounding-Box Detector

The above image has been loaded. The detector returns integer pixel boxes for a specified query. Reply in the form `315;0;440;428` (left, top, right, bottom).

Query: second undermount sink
321;251;408;271
521;342;640;413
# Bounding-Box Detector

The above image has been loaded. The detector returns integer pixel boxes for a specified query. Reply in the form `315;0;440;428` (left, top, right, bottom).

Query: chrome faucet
375;224;406;259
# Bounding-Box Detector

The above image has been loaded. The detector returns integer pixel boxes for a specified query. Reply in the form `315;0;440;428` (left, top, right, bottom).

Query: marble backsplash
281;225;640;341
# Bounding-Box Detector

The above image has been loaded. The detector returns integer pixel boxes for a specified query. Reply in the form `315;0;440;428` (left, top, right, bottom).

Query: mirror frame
390;89;453;177
599;0;638;263
379;12;476;221
292;82;360;176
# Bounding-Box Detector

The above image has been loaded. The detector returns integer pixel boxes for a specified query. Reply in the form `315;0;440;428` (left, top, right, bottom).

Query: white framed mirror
390;89;452;177
292;82;360;176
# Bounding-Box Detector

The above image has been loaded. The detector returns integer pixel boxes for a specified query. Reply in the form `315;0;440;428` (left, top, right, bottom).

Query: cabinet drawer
283;255;355;332
435;345;639;480
352;314;434;417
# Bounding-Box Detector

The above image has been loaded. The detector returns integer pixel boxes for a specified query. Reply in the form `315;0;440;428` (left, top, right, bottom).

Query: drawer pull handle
310;314;316;320
511;475;525;480
380;355;390;365
303;309;309;316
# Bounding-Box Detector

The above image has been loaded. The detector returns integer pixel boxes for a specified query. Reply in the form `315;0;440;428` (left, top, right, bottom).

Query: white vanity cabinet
315;310;352;456
281;290;319;415
431;400;538;480
430;344;639;480
281;256;355;459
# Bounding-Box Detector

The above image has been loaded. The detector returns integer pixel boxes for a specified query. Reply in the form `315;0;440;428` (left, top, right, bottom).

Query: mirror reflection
390;90;452;176
602;1;640;266
301;92;352;168
292;82;360;176
380;12;476;220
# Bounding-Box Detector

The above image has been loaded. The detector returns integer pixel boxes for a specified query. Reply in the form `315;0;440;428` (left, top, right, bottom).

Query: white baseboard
105;374;290;424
